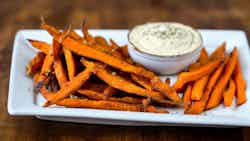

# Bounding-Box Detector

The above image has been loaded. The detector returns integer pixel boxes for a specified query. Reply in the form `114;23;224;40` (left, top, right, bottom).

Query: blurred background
1;0;250;140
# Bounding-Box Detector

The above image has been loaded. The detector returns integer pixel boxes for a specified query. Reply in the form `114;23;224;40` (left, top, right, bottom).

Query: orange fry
26;52;46;75
57;98;142;112
52;39;68;87
57;98;167;113
210;42;226;59
63;48;76;80
173;59;222;92
94;36;109;46
183;84;192;110
223;79;236;106
28;39;50;54
207;48;238;109
78;89;142;104
234;58;247;105
44;61;95;106
191;49;209;101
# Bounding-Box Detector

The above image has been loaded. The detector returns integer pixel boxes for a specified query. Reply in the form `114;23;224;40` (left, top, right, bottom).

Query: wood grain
0;0;249;140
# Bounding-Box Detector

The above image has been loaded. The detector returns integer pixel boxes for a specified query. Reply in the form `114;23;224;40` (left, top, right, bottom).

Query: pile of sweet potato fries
26;19;183;113
26;19;246;114
173;43;247;114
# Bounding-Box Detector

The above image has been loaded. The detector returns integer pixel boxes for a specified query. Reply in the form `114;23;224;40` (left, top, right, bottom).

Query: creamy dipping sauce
128;22;202;56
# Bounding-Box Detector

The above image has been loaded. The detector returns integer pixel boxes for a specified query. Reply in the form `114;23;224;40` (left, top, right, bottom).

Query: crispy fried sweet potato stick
198;48;208;62
223;79;236;106
173;59;222;92
234;59;247;105
183;84;192;110
63;48;76;80
28;39;50;54
103;86;118;99
131;74;152;90
185;56;229;114
36;53;54;89
43;61;95;107
57;98;142;111
191;76;209;101
151;77;181;103
191;49;209;101
26;52;46;75
56;98;167;113
78;89;142;104
210;42;226;59
188;44;226;71
62;37;155;78
52;39;68;87
94;36;109;46
206;48;238;109
81;20;95;45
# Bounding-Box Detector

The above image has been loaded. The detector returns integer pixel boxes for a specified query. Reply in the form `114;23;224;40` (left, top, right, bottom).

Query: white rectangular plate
8;29;250;127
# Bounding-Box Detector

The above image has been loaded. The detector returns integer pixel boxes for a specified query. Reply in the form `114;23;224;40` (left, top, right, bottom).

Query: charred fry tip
40;16;46;25
81;18;87;27
43;101;50;107
27;39;34;43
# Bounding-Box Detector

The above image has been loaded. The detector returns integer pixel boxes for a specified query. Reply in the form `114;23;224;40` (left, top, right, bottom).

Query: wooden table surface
1;0;250;140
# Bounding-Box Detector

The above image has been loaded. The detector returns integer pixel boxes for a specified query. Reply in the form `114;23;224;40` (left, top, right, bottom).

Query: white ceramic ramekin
128;43;202;75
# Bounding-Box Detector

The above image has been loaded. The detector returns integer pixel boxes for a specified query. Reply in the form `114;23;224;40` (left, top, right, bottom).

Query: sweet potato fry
173;59;222;92
62;37;155;79
63;48;76;80
191;49;209;101
207;48;238;109
52;39;68;87
223;79;236;106
94;36;109;46
131;74;152;90
185;56;229;114
191;76;209;101
183;84;192;110
234;58;247;105
57;98;142;111
40;17;61;37
198;48;208;62
36;53;54;89
43;61;95;106
78;89;142;104
26;52;46;75
81;20;95;45
210;42;226;59
151;77;181;103
56;98;167;113
28;39;50;54
103;86;118;99
117;45;130;58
